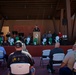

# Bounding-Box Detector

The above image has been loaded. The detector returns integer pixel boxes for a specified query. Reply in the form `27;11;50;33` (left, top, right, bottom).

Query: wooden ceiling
0;0;76;20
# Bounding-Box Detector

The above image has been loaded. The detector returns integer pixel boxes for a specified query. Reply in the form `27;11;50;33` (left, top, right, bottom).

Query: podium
33;32;41;44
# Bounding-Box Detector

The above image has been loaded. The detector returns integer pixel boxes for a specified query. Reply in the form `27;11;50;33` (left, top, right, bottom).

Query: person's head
59;32;61;34
15;40;22;51
35;25;38;28
72;44;76;50
55;42;60;48
49;31;51;33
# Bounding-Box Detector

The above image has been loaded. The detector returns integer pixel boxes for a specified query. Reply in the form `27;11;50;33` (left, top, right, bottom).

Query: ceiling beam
52;0;61;18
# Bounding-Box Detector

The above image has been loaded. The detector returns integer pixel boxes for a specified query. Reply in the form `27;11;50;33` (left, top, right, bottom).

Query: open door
1;26;9;40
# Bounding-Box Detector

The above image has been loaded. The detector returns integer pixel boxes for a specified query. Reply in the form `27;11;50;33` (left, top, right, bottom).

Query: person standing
33;25;40;32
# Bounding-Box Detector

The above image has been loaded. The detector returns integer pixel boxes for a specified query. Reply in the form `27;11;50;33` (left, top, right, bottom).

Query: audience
47;42;64;73
22;42;35;75
7;41;35;75
22;42;28;52
59;44;76;75
52;32;58;43
58;32;62;39
47;31;52;45
0;32;4;45
48;37;52;45
1;30;74;45
2;40;9;46
47;31;52;39
0;45;8;62
42;31;48;39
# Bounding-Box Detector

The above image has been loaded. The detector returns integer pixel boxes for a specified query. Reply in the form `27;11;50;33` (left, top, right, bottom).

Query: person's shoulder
9;52;14;56
0;46;4;48
22;51;32;57
66;51;74;57
57;47;63;50
0;46;5;49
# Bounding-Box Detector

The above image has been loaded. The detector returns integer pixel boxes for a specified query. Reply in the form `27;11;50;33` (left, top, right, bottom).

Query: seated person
47;31;52;39
47;42;64;73
48;37;52;45
47;31;52;45
7;41;35;75
0;36;3;45
52;32;58;43
2;40;9;46
58;32;62;39
0;32;4;45
0;45;8;62
42;31;48;39
42;32;48;45
59;44;76;75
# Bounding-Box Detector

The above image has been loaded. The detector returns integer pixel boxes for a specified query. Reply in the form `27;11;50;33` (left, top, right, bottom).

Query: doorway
1;26;9;40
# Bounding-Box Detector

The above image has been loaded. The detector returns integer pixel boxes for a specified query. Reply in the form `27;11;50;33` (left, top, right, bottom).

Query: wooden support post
66;0;72;41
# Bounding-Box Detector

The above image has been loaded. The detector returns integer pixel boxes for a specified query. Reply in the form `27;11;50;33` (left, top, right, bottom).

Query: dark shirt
33;28;40;32
7;50;34;68
49;48;64;59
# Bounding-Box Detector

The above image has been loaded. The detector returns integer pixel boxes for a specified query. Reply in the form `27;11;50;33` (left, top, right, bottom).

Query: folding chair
52;53;65;72
67;49;73;53
53;53;65;66
10;63;30;75
40;49;51;67
0;50;6;68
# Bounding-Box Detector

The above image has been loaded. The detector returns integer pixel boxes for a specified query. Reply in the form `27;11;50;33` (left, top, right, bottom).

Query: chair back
53;53;65;66
53;53;65;61
10;63;30;74
40;49;51;66
67;49;73;53
0;50;4;59
42;49;51;56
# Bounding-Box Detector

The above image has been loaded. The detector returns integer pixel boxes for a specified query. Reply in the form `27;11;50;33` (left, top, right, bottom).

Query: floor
0;57;59;75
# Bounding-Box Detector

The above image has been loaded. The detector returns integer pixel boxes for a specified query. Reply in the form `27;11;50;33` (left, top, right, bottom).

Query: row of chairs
0;49;73;75
40;49;74;66
40;49;74;73
8;49;75;75
40;49;65;70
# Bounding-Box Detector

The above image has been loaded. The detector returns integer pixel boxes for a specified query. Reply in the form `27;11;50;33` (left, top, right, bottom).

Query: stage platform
4;45;72;57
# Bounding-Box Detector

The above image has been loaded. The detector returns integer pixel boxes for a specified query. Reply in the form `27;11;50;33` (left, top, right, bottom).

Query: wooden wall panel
4;45;72;57
13;25;45;37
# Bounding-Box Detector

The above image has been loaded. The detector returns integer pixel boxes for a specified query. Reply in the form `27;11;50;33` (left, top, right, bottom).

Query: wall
4;45;72;56
3;20;68;37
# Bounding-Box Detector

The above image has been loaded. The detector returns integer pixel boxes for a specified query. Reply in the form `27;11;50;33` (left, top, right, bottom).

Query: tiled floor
0;57;59;75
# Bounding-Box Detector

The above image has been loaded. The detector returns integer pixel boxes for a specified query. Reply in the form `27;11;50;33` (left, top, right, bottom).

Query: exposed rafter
0;0;75;20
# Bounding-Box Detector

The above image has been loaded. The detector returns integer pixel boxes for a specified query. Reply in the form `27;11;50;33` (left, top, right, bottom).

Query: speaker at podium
33;32;41;45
